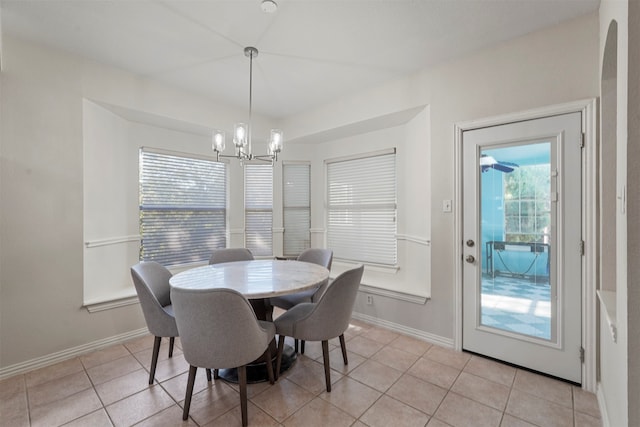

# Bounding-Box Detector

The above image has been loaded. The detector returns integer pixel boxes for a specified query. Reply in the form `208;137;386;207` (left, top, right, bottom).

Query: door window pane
480;142;553;340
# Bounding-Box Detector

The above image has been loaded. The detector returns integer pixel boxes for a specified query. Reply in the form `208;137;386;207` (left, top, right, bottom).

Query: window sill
83;291;139;313
332;260;399;275
597;290;617;343
330;260;429;304
359;284;429;304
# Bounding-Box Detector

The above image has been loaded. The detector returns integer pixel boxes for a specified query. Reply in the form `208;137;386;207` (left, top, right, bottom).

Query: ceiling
1;0;599;120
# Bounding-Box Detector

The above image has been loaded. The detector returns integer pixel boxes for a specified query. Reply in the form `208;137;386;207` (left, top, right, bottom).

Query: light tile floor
481;275;551;340
1;313;602;427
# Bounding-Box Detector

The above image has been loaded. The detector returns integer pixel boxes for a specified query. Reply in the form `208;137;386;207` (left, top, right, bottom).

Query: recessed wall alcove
598;20;618;341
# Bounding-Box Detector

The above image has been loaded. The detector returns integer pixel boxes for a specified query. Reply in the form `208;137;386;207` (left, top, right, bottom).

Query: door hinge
579;240;585;256
580;132;585;148
580;346;585;363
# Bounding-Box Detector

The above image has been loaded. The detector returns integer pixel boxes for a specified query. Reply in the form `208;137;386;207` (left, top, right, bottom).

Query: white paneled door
462;112;583;383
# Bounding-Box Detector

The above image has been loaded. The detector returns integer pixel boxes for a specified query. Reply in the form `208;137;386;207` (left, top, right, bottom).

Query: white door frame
453;99;598;392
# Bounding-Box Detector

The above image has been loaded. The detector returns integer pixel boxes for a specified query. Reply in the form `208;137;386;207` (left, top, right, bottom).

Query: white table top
169;259;329;299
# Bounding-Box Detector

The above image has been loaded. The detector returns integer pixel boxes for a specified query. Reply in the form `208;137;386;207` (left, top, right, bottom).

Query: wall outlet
366;295;373;305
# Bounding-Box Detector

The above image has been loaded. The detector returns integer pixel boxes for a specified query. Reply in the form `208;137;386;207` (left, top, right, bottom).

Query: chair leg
263;345;275;384
339;333;348;365
238;365;248;427
182;366;197;421
301;340;305;354
275;335;285;381
294;338;298;353
149;336;162;384
205;368;219;381
321;340;331;392
168;337;175;358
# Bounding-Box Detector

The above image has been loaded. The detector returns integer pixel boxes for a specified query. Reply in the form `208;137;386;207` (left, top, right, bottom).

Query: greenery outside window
504;164;551;243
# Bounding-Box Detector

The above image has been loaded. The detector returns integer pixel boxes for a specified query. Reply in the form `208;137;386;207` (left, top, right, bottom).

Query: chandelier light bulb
212;130;225;152
234;123;248;148
269;129;283;154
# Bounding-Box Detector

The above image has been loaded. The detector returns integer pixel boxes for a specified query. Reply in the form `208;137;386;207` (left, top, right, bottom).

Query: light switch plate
443;199;452;212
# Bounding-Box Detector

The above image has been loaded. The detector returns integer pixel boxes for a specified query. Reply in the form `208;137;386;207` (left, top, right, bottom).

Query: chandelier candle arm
211;46;283;164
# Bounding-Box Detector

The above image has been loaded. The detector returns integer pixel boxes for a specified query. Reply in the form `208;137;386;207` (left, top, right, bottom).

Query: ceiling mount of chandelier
212;46;283;164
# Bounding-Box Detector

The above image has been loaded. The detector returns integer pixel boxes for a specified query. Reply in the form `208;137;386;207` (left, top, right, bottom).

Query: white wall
83;100;237;305
598;1;629;425
627;3;639;425
0;36;274;370
0;11;599;372
287;109;432;298
597;1;640;425
83;101;138;305
284;12;599;342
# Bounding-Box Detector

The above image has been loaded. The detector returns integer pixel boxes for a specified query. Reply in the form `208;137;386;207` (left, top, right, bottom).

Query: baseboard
351;312;454;348
2;316;452;381
596;382;611;427
0;328;149;380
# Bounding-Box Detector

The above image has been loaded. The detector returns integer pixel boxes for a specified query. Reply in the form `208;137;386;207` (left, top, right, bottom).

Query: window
504;164;551;243
327;150;397;265
139;149;227;267
283;163;311;256
245;163;273;256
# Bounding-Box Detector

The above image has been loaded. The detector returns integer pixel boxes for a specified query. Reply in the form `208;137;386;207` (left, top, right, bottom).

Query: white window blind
283;164;311;256
327;151;397;265
139;149;227;267
245;163;273;257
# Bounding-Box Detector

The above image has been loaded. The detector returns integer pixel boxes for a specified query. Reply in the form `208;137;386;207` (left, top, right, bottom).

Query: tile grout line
24;373;33;427
425;351;471;426
325;332;432;425
500;366;518;427
5;325;600;427
265;326;390;425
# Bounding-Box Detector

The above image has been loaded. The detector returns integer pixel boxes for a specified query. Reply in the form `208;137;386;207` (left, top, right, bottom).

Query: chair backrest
297;248;333;270
171;287;272;369
296;249;333;301
209;248;254;265
295;264;364;341
131;261;178;337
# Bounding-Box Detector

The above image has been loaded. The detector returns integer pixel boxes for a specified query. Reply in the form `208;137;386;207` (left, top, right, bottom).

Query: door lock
466;240;475;247
465;255;475;264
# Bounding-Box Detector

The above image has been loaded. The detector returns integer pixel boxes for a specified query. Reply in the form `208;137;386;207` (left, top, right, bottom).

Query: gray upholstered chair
209;247;269;322
274;264;364;392
270;248;333;309
270;248;333;353
209;248;254;264
171;287;275;426
130;261;179;385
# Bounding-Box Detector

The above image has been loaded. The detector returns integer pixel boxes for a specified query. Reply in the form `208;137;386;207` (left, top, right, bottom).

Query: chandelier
212;47;283;163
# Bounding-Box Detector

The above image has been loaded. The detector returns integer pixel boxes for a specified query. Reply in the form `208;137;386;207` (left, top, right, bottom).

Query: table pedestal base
218;344;297;384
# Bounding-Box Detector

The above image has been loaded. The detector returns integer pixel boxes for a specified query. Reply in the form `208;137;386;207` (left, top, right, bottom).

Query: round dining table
169;259;330;383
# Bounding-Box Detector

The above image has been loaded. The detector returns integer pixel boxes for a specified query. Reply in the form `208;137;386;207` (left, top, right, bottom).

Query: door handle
465;255;475;264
